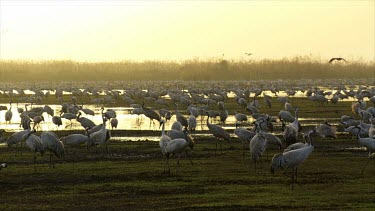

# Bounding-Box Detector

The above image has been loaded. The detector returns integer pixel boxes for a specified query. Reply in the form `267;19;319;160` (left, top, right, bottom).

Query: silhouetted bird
329;58;347;63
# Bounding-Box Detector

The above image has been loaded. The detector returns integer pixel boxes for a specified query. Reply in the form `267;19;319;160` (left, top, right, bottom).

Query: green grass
0;89;374;210
0;138;374;210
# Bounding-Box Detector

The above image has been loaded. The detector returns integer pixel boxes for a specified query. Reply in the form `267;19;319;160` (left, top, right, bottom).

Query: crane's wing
329;58;336;63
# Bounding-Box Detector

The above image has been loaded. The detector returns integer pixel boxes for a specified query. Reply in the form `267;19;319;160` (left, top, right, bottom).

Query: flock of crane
0;79;374;189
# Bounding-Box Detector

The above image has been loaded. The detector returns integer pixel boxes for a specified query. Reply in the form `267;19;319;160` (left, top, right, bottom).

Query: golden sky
0;0;374;61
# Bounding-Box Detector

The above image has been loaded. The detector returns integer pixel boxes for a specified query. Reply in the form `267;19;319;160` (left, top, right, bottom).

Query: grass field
0;96;374;210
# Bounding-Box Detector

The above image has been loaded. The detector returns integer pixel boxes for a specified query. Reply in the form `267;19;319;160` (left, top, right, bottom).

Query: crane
206;112;230;156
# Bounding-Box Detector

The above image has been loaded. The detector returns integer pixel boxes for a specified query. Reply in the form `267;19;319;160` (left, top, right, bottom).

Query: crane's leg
20;141;23;156
186;150;193;165
295;168;298;182
105;143;109;157
51;152;55;168
49;151;52;165
291;170;295;190
162;154;166;173
242;141;245;158
360;156;372;174
33;152;37;172
254;161;257;171
215;138;218;156
166;154;171;175
220;140;222;155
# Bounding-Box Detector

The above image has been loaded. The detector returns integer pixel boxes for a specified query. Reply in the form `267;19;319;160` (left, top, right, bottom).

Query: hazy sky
0;0;374;62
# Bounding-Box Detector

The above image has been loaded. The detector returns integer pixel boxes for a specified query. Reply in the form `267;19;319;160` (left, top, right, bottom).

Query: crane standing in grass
249;121;267;170
40;131;65;167
22;129;45;171
7;130;30;156
271;129;316;190
159;120;171;172
142;102;161;127
5;101;13;124
88;116;110;155
234;122;256;157
282;108;300;146
165;129;194;174
206;112;230;156
60;128;91;161
355;126;375;174
76;112;96;129
316;120;337;139
175;103;188;130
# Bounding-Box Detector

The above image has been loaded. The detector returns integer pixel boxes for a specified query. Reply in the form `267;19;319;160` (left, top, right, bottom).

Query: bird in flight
245;53;253;56
329;57;347;63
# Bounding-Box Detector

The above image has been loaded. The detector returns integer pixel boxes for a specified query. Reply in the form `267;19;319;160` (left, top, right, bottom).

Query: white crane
249;121;267;170
284;129;316;152
88;116;110;155
22;130;45;171
316;120;337;139
60;128;91;161
52;115;63;130
77;103;95;116
40;131;64;167
141;102;161;127
270;130;315;190
188;115;196;132
219;109;229;124
282;108;300;146
159;120;171;173
235;112;248;123
110;118;118;129
175;103;188;130
159;109;172;122
264;96;272;109
355;126;375;174
165;130;194;174
171;121;183;132
6;130;29;156
5;101;13;124
206;113;230;156
234;122;256;157
278;110;295;123
103;108;117;119
131;107;145;125
43;105;54;119
60;111;76;128
32;115;44;130
76;112;96;129
284;102;292;112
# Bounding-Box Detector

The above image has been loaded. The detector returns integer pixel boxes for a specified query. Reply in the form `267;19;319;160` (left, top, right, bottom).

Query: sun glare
0;0;374;61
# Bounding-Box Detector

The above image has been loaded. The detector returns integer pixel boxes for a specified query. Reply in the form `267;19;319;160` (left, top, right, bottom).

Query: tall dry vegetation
0;56;373;82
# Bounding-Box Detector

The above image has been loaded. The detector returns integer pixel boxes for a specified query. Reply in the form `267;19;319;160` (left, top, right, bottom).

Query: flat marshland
0;96;374;210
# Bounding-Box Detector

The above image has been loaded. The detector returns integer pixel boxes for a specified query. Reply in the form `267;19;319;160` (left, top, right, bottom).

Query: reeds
0;56;373;82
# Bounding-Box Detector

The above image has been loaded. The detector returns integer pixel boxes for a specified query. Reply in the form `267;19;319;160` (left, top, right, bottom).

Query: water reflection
0;103;252;132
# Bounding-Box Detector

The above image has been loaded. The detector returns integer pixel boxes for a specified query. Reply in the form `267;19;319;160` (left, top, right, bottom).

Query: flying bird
329;58;347;63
